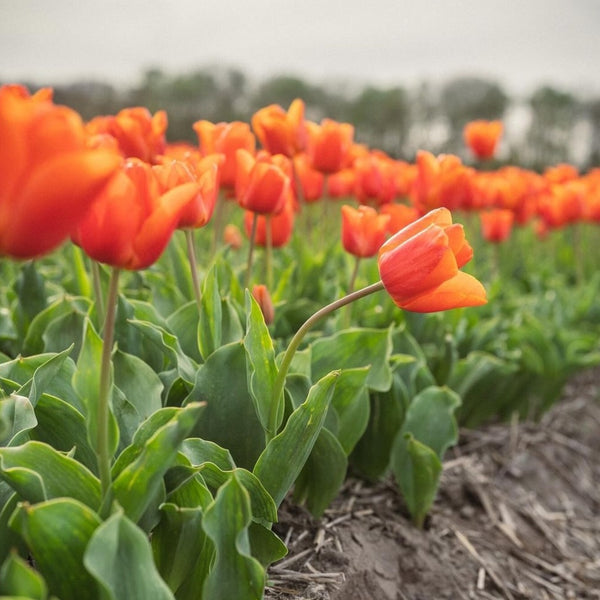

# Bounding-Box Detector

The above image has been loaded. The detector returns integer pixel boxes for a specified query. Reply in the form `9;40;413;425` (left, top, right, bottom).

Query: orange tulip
480;209;514;243
306;118;354;174
0;84;121;259
223;223;243;249
251;98;306;157
73;158;199;270
193;120;255;189
379;203;419;235
244;195;295;248
154;153;223;229
353;153;396;206
293;153;325;203
86;107;167;164
378;207;487;312
341;205;390;258
235;149;291;215
463;120;503;160
327;168;355;198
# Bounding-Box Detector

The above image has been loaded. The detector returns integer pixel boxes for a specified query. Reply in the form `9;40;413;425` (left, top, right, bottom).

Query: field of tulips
0;85;599;599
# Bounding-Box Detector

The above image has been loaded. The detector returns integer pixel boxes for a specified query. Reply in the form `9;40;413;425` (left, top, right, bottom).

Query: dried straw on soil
265;369;600;600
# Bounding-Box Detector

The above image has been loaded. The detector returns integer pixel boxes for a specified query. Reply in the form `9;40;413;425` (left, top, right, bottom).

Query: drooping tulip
341;205;390;258
463;120;503;161
0;84;121;259
72;158;199;270
251;98;306;157
378;207;487;312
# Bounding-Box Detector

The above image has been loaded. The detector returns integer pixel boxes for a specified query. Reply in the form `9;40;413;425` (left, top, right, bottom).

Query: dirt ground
265;368;600;600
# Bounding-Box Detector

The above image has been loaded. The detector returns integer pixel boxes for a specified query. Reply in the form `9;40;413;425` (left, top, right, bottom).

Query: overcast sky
2;0;600;96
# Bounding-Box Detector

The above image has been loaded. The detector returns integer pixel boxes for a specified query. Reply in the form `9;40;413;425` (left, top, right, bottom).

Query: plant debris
266;368;600;599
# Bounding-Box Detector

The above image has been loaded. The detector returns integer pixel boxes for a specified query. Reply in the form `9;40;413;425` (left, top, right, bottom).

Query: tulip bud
252;284;275;325
223;224;243;250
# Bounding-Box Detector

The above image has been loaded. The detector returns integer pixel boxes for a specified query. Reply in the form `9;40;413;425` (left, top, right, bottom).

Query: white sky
1;0;600;96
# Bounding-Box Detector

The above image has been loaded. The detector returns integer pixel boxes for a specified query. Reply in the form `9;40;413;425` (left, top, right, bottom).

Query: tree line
8;66;600;171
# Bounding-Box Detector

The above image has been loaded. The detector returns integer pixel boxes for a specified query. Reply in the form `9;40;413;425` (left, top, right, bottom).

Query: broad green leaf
0;395;36;447
202;474;265;600
311;327;393;392
253;370;339;507
401;386;461;458
391;433;442;528
84;509;174;600
328;367;370;455
350;373;408;481
186;342;265;470
0;441;101;509
72;318;119;459
167;301;202;363
128;319;197;384
198;265;222;360
22;297;91;357
248;522;287;568
180;438;236;472
0;550;47;599
29;394;96;473
152;502;212;596
293;428;347;518
112;403;205;523
244;291;280;432
13;261;47;340
41;311;86;358
9;498;101;600
0;492;25;567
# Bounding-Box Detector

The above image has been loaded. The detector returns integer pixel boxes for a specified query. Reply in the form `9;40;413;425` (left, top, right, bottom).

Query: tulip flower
243;194;295;248
235;149;291;215
341;205;390;258
463;120;503;160
379;202;419;235
293;153;325;203
480;209;514;243
223;223;243;249
306;118;354;174
327;168;355;198
86;107;167;164
193;120;256;189
251;98;306;157
377;208;487;312
353;153;396;206
73;158;199;270
252;284;275;325
0;84;121;259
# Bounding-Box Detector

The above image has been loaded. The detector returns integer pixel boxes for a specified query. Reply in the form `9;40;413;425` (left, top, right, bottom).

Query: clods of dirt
266;368;600;600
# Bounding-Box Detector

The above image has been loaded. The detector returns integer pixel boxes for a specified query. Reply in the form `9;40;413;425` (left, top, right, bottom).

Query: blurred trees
15;67;598;170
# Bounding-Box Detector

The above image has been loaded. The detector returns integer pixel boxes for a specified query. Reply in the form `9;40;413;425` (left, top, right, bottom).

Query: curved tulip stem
245;212;258;289
97;266;120;499
267;279;385;440
185;229;202;311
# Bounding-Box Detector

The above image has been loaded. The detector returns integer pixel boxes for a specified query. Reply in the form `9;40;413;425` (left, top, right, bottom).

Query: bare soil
265;369;600;600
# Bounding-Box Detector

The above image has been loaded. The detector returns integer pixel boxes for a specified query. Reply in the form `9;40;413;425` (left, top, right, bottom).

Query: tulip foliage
1;87;600;599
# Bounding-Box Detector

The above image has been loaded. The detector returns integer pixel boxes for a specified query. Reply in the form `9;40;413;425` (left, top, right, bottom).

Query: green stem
97;267;120;500
343;256;362;328
267;280;385;441
91;261;105;328
245;212;258;289
185;228;202;310
71;244;92;297
265;214;273;290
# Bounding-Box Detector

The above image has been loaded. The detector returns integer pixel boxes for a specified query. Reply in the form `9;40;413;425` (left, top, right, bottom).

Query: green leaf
391;433;442;528
0;395;36;447
0;441;101;509
186;342;265;470
72;318;119;459
112;403;205;523
42;311;86;358
400;386;461;458
9;498;101;600
311;327;393;392
152;502;212;597
29;394;97;473
198;265;222;360
244;291;280;432
248;522;287;568
180;438;236;472
13;261;47;340
84;509;174;600
201;474;265;600
328;367;370;455
253;370;339;507
293;428;347;518
166;301;202;363
0;492;26;568
128;319;197;384
0;550;48;599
